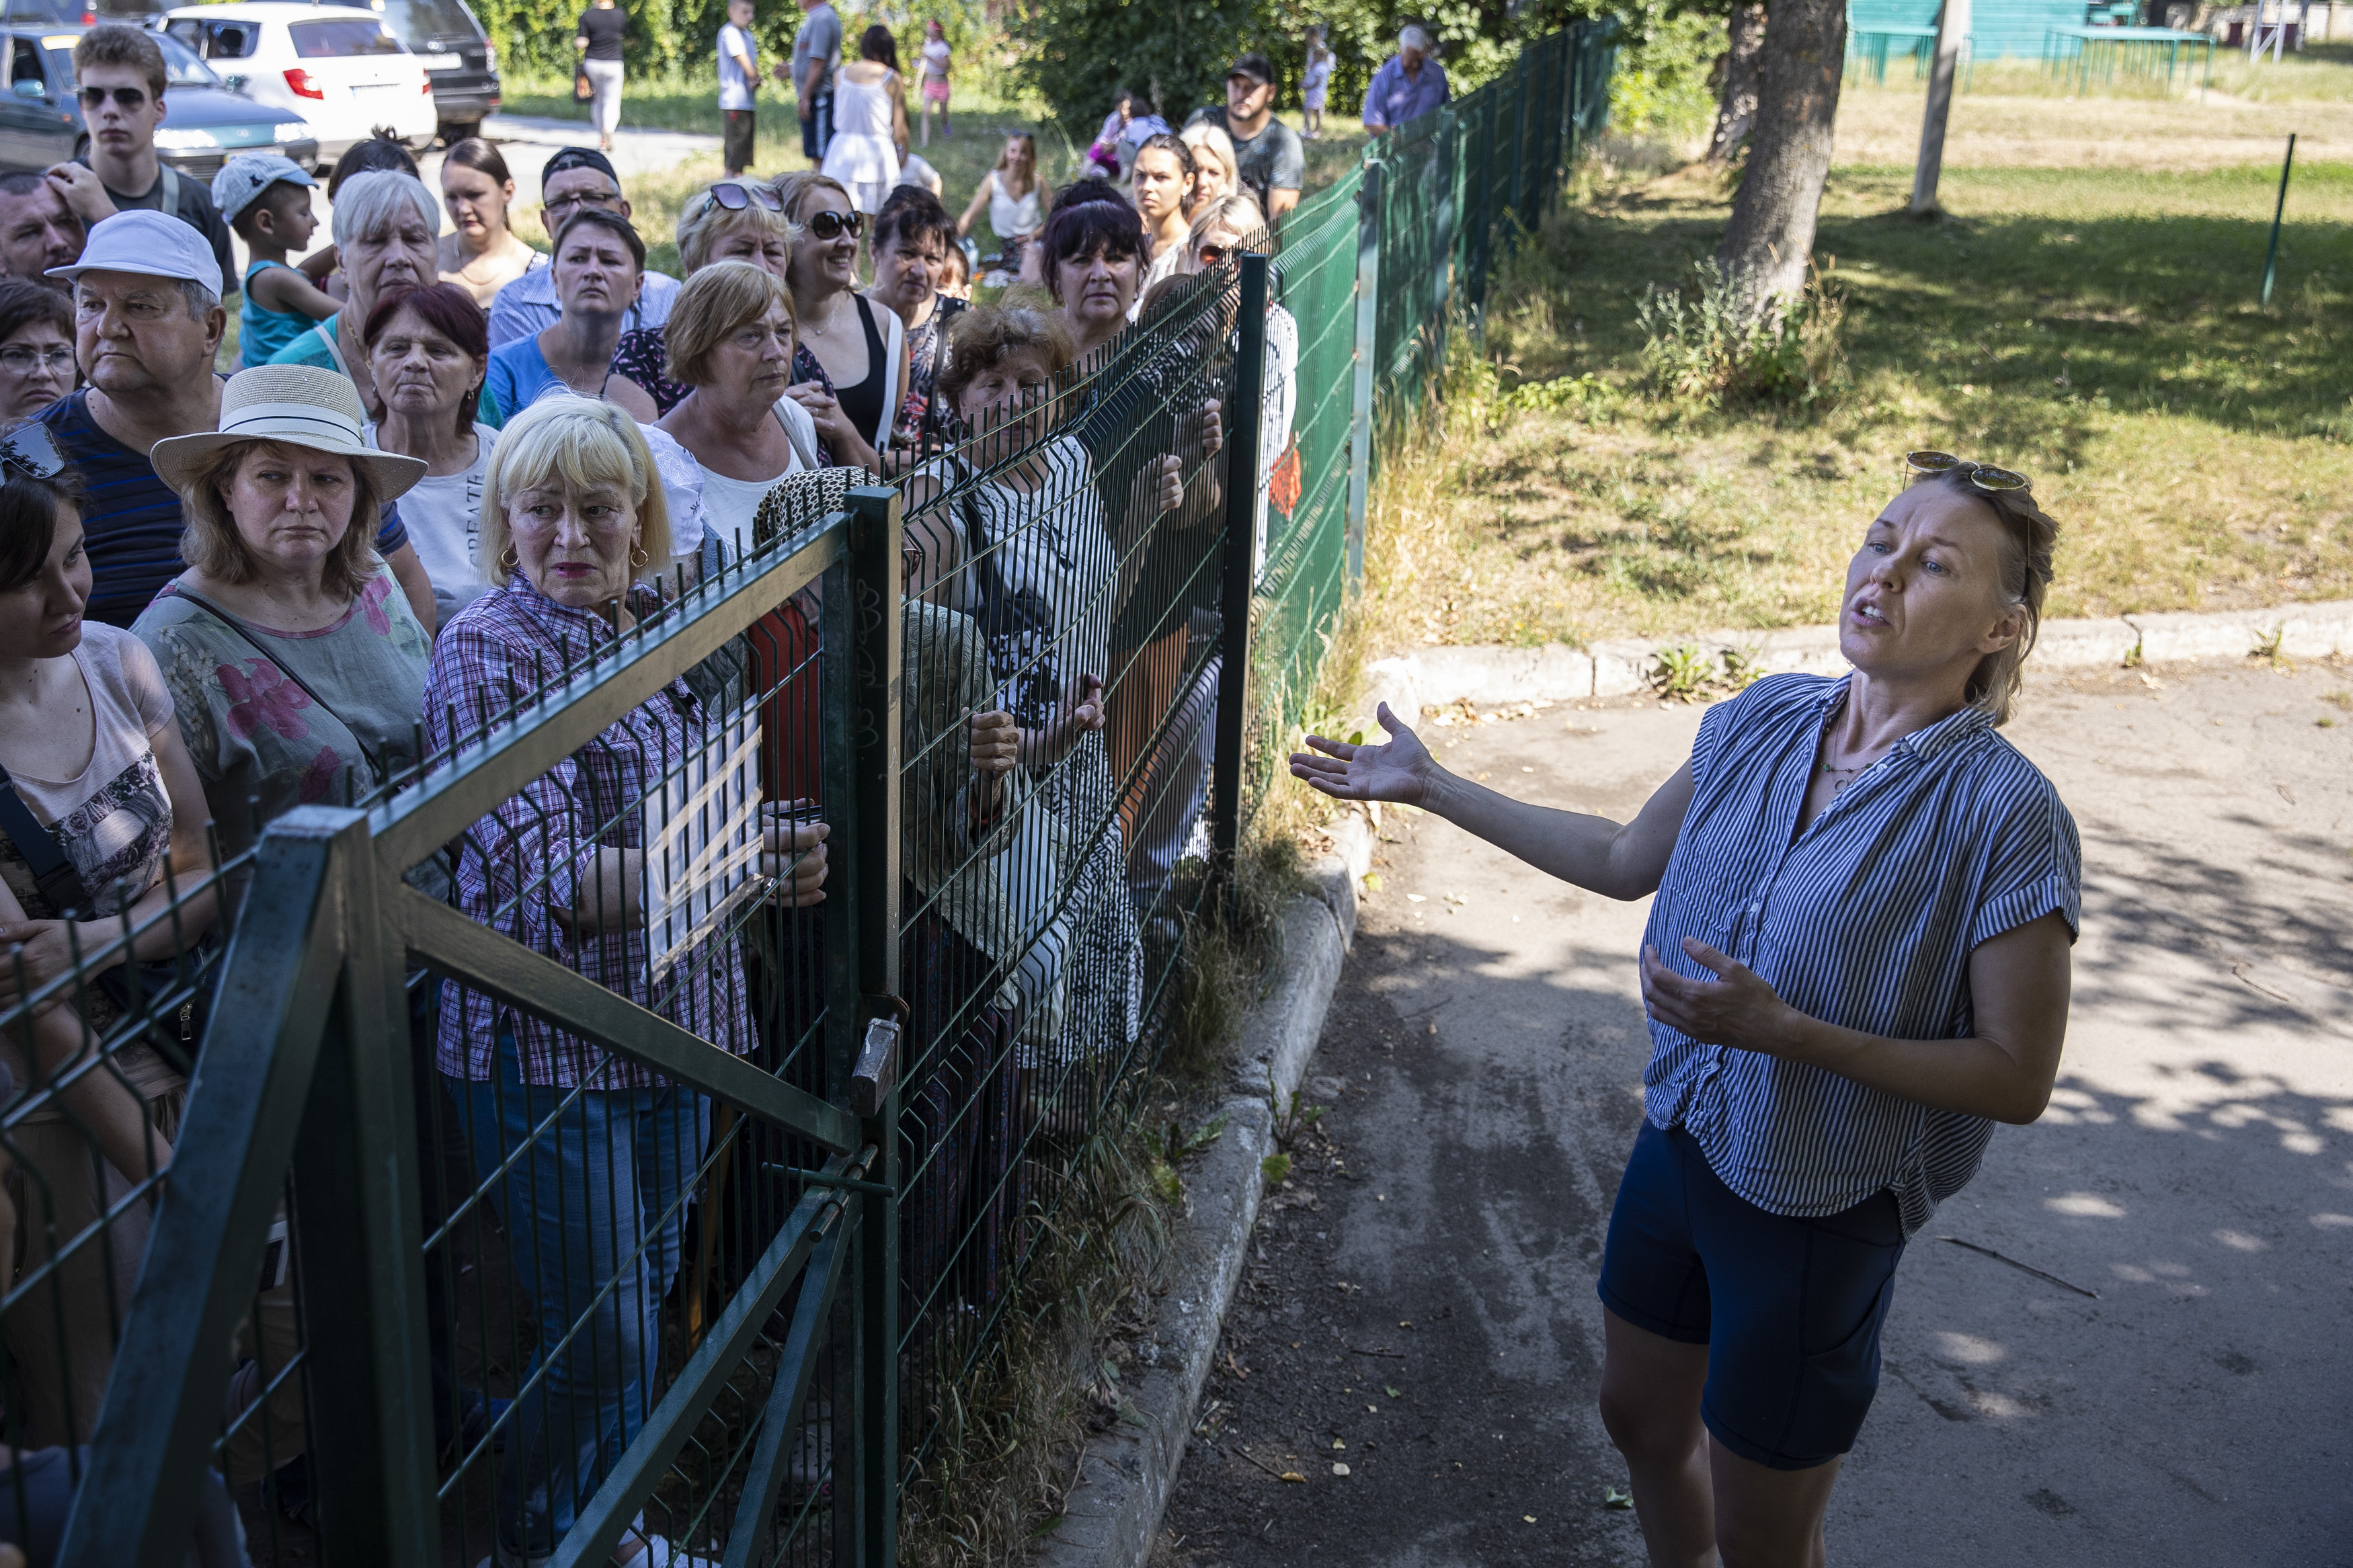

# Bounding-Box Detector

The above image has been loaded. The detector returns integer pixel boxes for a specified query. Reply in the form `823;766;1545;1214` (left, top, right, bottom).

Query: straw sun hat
150;364;427;499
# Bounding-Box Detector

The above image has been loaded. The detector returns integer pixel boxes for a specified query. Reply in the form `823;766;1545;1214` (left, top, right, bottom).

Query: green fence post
1209;254;1271;903
838;485;903;1568
1345;159;1383;588
288;808;440;1561
1511;50;1531;238
59;821;349;1568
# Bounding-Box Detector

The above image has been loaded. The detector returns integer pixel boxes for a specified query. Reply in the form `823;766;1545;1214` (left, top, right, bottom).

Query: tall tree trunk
1716;0;1846;320
1706;4;1768;167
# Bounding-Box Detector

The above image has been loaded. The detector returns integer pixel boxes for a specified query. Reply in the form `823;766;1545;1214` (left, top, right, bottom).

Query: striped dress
1640;673;2082;1237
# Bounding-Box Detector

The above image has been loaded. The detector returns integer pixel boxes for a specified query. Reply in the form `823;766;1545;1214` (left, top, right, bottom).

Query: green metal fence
1244;19;1618;818
14;27;1614;1568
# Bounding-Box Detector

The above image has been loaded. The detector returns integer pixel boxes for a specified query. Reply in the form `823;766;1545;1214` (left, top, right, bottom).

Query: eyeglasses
0;346;73;375
704;181;784;214
78;85;147;111
1906;450;2030;493
805;210;863;241
0;420;67;481
1196;243;1231;267
543;187;622;216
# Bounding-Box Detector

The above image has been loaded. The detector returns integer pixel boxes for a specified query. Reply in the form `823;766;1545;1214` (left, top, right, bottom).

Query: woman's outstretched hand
1287;701;1439;807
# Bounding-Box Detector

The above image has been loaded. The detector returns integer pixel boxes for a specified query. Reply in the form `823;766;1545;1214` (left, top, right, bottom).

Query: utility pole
1911;0;1971;214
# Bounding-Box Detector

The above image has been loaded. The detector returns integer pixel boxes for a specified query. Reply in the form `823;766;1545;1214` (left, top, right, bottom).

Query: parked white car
159;2;436;168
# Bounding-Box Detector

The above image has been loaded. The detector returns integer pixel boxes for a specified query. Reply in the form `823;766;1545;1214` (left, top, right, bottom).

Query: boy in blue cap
213;155;340;370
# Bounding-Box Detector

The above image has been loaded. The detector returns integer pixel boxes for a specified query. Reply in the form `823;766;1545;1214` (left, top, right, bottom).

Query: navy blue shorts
1597;1120;1906;1471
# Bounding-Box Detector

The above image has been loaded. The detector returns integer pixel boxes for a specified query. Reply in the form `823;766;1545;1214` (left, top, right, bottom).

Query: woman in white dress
955;134;1051;284
821;26;911;215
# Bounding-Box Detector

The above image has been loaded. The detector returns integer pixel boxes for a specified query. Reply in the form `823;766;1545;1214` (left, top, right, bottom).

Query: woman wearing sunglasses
1185;194;1293;583
774;172;891;474
1292;453;2079;1567
608;181;844;436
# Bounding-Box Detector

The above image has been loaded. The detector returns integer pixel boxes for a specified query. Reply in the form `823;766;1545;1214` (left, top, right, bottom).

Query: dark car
371;0;496;143
0;19;317;179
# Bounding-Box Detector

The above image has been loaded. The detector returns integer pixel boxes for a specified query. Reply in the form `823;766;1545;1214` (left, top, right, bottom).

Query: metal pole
2262;131;2296;304
1344;161;1383;589
1913;0;1972;214
837;485;902;1568
288;813;440;1561
1209;254;1270;915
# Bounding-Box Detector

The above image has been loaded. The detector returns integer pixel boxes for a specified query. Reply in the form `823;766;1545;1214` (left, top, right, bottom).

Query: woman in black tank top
830;294;889;454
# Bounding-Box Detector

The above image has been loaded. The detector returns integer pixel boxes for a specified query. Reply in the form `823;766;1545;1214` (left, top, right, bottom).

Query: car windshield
290;17;405;56
375;0;479;48
43;29;221;89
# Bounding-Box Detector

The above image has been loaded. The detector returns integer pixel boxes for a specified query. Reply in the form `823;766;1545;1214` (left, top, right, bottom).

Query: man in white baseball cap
30;209;437;630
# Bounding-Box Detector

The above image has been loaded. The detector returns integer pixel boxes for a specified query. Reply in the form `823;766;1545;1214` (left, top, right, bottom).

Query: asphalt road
1160;659;2353;1567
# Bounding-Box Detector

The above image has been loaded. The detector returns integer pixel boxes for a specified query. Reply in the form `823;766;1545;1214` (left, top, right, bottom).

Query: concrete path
1160;659;2353;1566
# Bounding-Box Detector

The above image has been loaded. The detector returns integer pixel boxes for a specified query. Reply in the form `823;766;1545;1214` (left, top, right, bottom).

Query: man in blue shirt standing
1361;25;1451;134
483;149;682;348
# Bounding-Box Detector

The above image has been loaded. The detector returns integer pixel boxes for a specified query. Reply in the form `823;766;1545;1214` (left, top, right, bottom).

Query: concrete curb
1359;598;2353;714
1030;821;1372;1567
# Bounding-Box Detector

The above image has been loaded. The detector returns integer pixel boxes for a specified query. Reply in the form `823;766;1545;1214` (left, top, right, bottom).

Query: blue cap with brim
47;209;222;302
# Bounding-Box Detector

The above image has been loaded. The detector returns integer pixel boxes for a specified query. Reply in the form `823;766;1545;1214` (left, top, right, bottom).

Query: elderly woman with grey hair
1361;23;1452;132
264;171;494;423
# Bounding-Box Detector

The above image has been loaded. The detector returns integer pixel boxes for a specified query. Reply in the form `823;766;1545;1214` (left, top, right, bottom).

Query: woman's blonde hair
1179;122;1238;188
480;395;672;587
1187;193;1268;255
180;441;383;600
664;261;795;389
676;186;803;276
992;132;1038;194
1911;467;2060;727
770;171;856;226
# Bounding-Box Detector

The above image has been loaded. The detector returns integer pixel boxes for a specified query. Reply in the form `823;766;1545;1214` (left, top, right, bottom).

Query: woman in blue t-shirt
483;209;659;425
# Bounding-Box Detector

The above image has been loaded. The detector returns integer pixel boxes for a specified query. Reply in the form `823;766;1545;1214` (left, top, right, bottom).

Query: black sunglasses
78;85;147;110
705;181;784;214
1;420;67;482
1905;449;2030;493
806;210;863;241
1196;243;1232;267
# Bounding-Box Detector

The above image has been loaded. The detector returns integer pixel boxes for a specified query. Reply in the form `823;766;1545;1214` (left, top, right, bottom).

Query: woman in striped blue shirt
1293;454;2080;1565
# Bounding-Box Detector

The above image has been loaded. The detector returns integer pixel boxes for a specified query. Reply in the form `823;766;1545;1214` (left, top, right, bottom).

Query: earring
629;542;649;567
500;544;519;570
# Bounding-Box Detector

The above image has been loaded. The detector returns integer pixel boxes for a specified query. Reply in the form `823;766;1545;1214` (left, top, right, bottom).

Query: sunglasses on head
806;209;863;241
1905;450;2030;493
0;421;67;483
705;181;785;215
78;85;147;110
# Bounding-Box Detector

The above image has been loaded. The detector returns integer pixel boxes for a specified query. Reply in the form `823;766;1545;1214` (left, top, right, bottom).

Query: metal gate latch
851;1014;900;1118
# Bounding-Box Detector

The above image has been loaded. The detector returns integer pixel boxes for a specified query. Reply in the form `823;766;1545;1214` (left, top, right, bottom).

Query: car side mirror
222;73;248;91
11;79;42;99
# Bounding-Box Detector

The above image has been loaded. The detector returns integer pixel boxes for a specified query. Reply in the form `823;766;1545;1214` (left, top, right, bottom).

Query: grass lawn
1371;71;2353;649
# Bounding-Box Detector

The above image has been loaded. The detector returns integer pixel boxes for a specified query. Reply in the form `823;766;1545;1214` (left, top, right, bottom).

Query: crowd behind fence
1;22;1612;1567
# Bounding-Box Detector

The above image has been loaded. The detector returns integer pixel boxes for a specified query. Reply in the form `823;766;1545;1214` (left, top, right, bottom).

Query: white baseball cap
48;209;222;302
211;153;316;226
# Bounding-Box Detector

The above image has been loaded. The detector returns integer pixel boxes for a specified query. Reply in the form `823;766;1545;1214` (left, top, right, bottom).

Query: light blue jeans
452;1031;708;1556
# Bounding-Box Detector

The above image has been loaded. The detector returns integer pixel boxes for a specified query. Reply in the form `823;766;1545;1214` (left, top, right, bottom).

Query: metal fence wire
12;24;1611;1567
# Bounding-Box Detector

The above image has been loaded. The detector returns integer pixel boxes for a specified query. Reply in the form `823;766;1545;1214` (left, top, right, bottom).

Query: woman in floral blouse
422;393;829;1565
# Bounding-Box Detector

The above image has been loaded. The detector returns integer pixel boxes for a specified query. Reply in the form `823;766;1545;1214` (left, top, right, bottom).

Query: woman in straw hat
131;364;434;893
129;361;436;1502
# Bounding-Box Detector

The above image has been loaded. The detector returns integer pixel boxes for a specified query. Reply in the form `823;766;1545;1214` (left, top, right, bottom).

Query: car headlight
275;122;311;142
152;128;218;150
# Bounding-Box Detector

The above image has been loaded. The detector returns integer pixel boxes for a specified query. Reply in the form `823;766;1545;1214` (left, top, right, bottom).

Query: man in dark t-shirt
45;26;237;300
41;211;423;628
1185;54;1305;222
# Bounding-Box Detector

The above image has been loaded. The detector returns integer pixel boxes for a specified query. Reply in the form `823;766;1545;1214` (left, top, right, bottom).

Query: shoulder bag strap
772;397;822;473
165;587;385;779
158;166;182;220
0;761;91;915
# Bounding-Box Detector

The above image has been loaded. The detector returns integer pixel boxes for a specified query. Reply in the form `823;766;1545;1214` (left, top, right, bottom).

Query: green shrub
1636;258;1847;409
